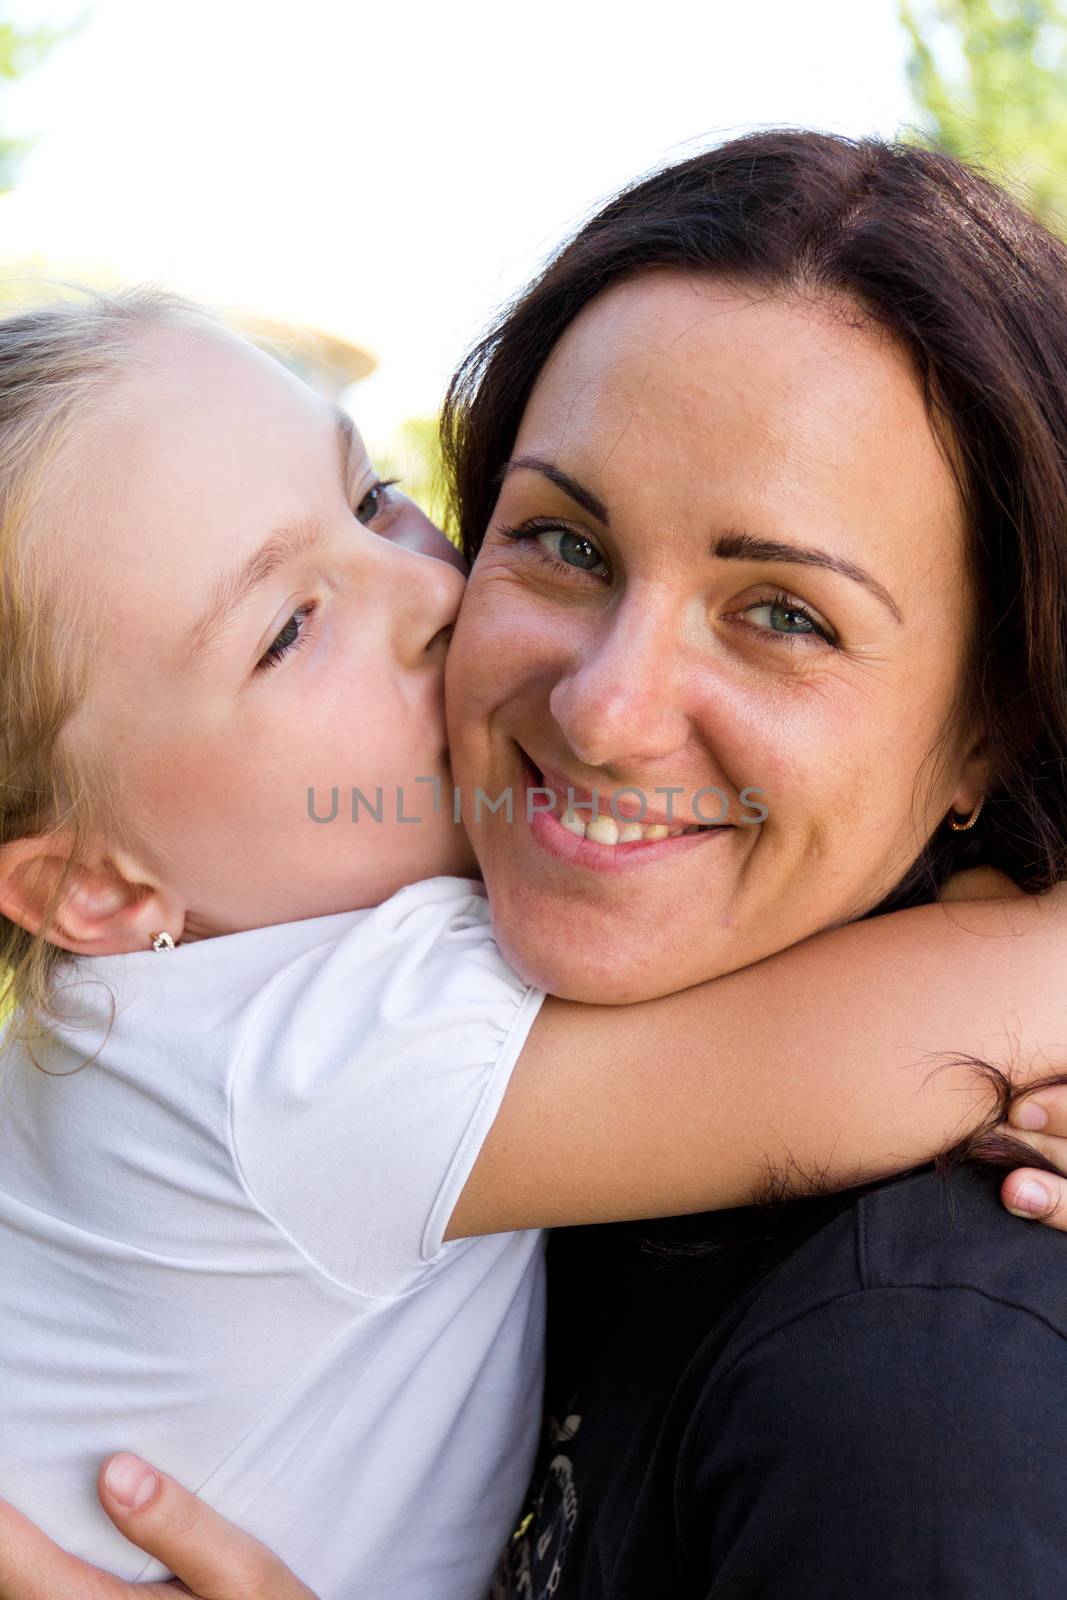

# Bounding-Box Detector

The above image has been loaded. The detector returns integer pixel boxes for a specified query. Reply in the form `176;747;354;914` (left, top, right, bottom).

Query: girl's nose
385;538;466;667
548;603;690;769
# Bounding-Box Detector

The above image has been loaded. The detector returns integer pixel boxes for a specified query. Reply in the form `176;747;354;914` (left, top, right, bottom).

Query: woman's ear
947;725;992;821
0;834;186;955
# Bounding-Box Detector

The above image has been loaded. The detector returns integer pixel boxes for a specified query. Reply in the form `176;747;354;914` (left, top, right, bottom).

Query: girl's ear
0;834;186;955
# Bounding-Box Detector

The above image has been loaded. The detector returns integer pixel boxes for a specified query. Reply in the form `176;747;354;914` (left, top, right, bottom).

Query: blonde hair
0;285;209;1054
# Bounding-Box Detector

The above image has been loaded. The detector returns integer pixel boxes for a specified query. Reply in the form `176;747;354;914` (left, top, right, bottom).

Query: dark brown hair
442;129;1067;911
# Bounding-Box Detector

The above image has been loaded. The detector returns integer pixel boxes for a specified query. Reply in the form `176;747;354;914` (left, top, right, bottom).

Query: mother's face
445;272;988;1003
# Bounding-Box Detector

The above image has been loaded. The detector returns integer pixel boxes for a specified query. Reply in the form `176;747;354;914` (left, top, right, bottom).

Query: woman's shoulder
652;1168;1067;1599
851;1162;1066;1300
530;1173;1067;1599
937;865;1027;902
704;1164;1067;1382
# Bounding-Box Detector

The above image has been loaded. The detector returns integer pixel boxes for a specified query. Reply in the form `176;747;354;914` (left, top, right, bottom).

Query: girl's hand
1004;1084;1067;1228
0;1453;317;1600
936;877;1067;1232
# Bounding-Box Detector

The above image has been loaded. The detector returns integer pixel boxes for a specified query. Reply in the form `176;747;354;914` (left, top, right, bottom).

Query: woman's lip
527;752;730;829
517;753;733;874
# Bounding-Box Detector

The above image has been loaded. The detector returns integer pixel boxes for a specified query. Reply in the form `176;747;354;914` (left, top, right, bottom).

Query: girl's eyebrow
184;519;325;666
184;408;354;667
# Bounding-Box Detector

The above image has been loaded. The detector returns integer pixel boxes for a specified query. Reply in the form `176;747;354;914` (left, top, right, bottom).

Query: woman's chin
489;911;724;1006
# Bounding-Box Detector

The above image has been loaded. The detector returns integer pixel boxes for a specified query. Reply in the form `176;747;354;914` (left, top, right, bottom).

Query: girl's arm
447;880;1067;1237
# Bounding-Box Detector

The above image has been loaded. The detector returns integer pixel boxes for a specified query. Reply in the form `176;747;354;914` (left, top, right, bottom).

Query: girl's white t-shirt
0;877;547;1599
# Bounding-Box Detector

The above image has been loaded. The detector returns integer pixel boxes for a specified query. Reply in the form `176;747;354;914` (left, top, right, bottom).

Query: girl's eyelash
256;601;318;673
355;477;402;524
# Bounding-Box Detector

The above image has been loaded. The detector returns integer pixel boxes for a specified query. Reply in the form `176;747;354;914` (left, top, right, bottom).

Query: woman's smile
515;747;740;873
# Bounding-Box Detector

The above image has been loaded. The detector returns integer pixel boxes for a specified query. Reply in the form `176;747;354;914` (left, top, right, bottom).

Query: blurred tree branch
908;0;1067;222
0;9;84;192
374;415;454;533
899;0;1067;223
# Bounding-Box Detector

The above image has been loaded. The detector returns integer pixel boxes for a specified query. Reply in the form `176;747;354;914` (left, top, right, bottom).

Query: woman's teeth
557;804;708;845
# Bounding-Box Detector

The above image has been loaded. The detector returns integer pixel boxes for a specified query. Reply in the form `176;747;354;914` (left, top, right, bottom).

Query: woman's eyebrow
713;529;904;624
503;455;610;524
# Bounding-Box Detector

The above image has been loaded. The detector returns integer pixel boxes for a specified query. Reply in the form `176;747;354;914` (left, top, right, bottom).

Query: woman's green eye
560;532;601;569
742;595;832;644
543;529;604;571
771;601;812;630
499;518;608;577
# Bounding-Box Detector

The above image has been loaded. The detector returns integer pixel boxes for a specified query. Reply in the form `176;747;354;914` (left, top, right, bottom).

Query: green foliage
0;9;82;192
374;415;454;532
899;0;1067;223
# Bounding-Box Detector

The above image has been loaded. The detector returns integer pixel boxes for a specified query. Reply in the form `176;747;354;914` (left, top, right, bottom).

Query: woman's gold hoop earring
948;794;985;832
150;931;176;951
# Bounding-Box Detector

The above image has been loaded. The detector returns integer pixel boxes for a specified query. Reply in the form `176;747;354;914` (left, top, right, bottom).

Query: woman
4;128;1067;1596
444;129;1067;1595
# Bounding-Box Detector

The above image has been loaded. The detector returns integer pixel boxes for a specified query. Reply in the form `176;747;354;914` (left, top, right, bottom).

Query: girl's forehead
91;328;346;493
129;319;311;418
35;328;350;638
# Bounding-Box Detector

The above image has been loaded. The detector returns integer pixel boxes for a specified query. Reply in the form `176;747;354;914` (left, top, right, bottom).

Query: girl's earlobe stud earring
150;931;176;951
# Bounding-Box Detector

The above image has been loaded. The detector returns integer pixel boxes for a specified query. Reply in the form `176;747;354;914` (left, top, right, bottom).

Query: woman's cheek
448;593;543;743
684;673;820;825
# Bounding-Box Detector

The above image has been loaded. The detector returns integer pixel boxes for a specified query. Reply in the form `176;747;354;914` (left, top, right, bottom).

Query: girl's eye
500;519;609;578
738;593;835;646
256;602;316;673
355;478;400;526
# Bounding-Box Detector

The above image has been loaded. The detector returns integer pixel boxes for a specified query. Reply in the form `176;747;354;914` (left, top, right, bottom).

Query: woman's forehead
525;274;909;434
513;273;965;577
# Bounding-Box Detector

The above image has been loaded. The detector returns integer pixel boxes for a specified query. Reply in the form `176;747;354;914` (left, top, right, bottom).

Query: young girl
0;289;1062;1600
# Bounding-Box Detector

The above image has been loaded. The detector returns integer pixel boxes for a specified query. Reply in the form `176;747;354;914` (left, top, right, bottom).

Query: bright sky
1;0;917;446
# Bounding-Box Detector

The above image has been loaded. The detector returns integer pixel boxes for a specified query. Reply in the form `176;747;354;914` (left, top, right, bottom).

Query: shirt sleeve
680;1285;1067;1598
228;880;545;1299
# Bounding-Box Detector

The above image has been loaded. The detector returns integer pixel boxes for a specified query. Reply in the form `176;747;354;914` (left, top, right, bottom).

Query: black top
497;1165;1067;1598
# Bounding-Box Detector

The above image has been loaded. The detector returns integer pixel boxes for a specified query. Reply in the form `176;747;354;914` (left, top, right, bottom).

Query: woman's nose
548;605;690;769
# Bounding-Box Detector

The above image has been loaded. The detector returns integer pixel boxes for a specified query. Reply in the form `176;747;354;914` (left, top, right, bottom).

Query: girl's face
445;272;988;1003
50;319;475;943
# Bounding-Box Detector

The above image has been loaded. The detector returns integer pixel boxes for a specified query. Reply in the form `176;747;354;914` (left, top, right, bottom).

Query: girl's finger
1001;1167;1067;1227
97;1455;319;1600
1001;1125;1067;1178
1008;1081;1067;1135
